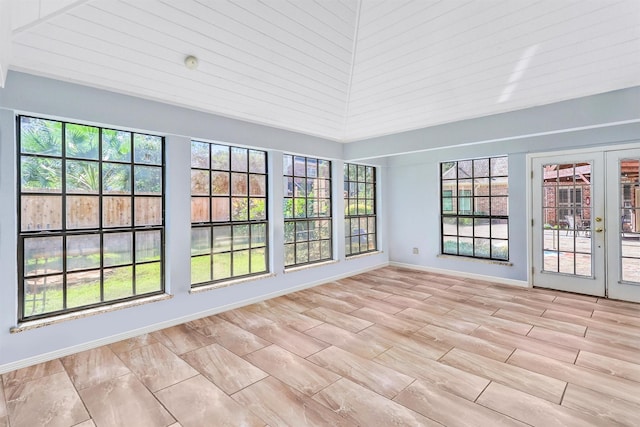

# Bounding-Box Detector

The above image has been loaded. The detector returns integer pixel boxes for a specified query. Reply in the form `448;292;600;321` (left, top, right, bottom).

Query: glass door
531;152;606;296
607;149;640;303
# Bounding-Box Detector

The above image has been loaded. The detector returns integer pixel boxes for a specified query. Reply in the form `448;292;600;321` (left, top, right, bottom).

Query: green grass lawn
24;262;161;317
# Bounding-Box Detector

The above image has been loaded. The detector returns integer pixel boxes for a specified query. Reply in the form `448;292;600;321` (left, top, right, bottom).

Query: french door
531;148;640;302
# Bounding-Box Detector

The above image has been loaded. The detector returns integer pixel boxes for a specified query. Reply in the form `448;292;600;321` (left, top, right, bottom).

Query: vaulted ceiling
7;0;640;142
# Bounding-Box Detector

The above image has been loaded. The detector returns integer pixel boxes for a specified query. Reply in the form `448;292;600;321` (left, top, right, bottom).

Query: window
18;116;164;321
190;142;268;285
283;155;332;267
441;156;509;260
558;187;583;219
344;163;377;256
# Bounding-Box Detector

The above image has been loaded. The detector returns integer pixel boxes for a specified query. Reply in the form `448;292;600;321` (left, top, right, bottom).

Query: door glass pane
541;162;592;276
619;158;640;284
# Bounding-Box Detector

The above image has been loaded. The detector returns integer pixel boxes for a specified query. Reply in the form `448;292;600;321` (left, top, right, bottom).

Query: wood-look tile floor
2;266;640;427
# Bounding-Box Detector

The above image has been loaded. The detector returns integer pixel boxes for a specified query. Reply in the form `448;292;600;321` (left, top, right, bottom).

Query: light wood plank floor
2;266;640;426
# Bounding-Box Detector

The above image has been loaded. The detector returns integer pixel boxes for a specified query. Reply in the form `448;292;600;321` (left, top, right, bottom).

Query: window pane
212;172;230;195
103;196;132;227
104;232;133;267
136;230;161;262
231;198;248;221
212;198;230;222
231;147;248;172
191;170;209;195
473;158;489;178
490;176;508;196
24;236;63;276
213;226;231;253
443;235;457;255
284;244;295;266
294;156;306;176
475;238;490;258
23;275;64;317
134;134;162;165
103;163;131;194
251;223;267;247
103;129;131;162
233;250;250;276
249;174;266;196
191;198;210;223
296;242;309;264
283;155;293;175
134;197;162;226
251;248;266;273
250;198;266;220
104;265;133;300
309;241;321;262
213;253;231;280
21;117;62;156
492;240;509;260
284;177;293;197
66;124;99;160
134;166;162;195
191;255;211;284
191;141;210;168
135;262;161;294
249;150;266;173
21;195;62;231
318;160;331;178
67;160;99;194
67;196;100;229
67;270;101;308
211;144;230;170
491;157;508;176
21;156;62;193
233;225;250;250
191;228;211;256
231;173;248;196
67;235;101;271
307;158;318;177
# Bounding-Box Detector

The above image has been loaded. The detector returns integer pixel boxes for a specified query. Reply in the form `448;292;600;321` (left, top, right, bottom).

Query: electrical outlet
412;247;419;254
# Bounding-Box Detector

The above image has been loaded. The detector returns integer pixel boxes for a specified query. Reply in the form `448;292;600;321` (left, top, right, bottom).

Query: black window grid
344;163;377;256
283;155;333;267
17;116;165;322
190;142;269;285
440;156;509;261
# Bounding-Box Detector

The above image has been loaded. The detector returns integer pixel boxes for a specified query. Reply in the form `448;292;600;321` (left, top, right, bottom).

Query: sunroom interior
1;1;639;426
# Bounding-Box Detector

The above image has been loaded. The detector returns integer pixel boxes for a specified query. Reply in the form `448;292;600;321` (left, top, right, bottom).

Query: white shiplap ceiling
7;0;640;142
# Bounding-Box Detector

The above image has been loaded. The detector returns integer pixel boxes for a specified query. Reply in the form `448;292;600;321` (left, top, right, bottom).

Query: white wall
0;72;389;372
370;87;640;282
2;70;638;371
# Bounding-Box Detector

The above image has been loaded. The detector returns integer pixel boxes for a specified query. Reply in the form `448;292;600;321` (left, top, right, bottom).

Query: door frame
526;142;640;299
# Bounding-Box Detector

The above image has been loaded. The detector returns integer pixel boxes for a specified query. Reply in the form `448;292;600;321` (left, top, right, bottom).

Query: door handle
595;227;603;232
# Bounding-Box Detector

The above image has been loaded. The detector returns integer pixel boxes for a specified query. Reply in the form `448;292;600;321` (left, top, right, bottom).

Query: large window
344;163;376;256
283;155;332;267
441;156;509;260
190;142;268;285
18;116;164;321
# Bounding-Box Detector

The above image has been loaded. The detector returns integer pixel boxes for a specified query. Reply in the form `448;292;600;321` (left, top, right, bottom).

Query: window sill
346;250;383;260
437;254;513;267
190;273;277;294
284;259;339;273
11;293;173;333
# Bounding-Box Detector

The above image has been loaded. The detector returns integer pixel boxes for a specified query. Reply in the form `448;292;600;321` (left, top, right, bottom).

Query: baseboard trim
0;262;389;374
389;261;530;288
